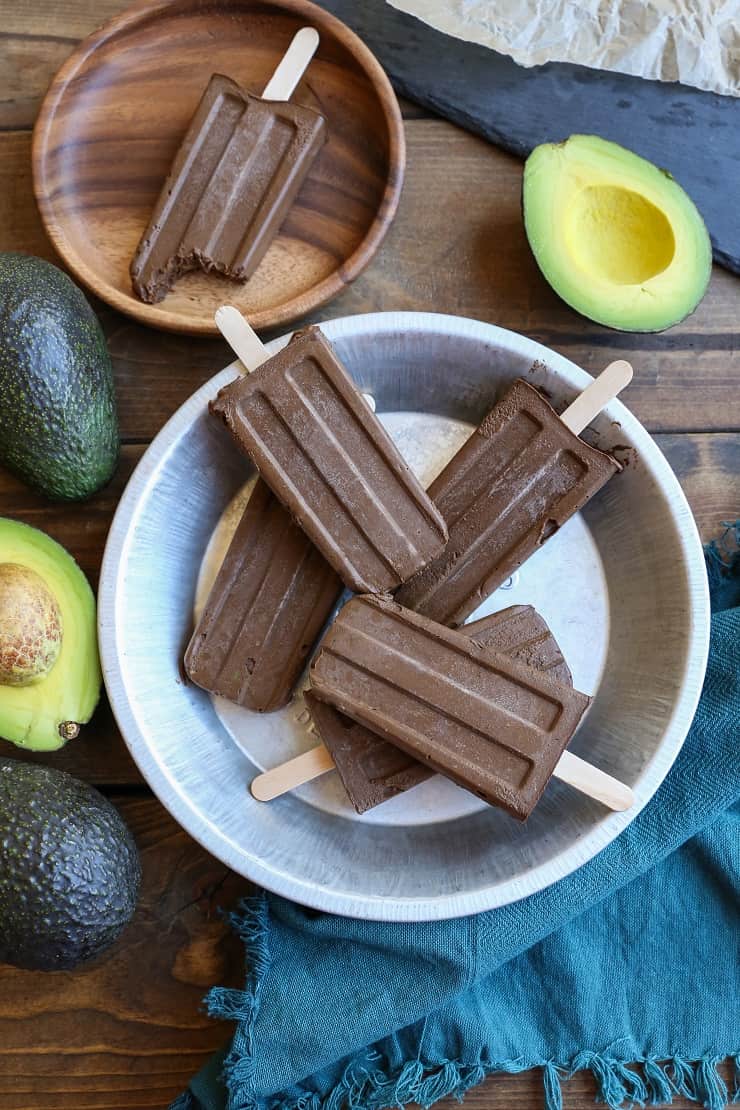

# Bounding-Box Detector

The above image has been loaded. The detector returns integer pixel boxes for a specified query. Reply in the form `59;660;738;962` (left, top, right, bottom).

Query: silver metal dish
99;312;709;920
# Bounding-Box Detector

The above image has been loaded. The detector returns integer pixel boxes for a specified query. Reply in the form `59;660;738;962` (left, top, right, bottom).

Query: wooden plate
32;0;405;335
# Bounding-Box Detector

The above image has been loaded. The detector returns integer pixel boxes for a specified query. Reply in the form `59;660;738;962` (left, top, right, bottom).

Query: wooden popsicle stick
262;27;320;102
216;311;631;431
227;318;631;814
250;744;336;801
553;751;634;811
215;304;270;372
560;359;633;436
215;305;376;412
250;738;634;812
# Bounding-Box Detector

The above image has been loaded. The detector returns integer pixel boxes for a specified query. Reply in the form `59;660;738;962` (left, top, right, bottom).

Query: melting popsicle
131;28;326;303
245;355;633;812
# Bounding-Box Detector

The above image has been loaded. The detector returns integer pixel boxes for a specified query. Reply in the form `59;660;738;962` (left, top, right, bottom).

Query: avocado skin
0;760;141;970
0;253;119;501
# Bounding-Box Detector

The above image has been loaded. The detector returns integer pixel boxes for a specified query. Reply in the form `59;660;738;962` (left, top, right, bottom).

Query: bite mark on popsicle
131;28;326;303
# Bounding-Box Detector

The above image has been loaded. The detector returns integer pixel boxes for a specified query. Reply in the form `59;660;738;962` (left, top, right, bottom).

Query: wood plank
1;433;737;784
1;127;738;437
0;0;122;39
0;795;244;1110
0;801;731;1109
441;1063;735;1110
657;434;740;541
3;0;740;273
0;17;425;130
0;32;80;130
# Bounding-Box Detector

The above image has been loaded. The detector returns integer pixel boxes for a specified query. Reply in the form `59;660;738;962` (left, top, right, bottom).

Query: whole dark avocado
0;253;118;501
0;760;141;970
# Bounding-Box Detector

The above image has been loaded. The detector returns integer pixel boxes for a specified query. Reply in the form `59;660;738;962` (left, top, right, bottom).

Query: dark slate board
321;0;740;275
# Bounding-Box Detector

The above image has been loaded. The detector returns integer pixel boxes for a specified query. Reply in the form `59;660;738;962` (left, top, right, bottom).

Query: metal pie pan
99;312;709;920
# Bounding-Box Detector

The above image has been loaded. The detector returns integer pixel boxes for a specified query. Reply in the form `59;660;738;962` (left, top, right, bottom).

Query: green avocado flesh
0;252;119;501
0;760;141;970
0;519;100;750
523;135;712;332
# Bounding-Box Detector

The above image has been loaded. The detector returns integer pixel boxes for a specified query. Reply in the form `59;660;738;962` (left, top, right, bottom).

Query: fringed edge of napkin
177;894;740;1110
269;1053;740;1110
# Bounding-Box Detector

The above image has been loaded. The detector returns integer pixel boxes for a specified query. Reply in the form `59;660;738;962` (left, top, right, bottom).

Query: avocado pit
0;563;62;687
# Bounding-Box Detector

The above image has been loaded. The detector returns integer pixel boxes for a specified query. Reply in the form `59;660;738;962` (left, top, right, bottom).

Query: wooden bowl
32;0;405;335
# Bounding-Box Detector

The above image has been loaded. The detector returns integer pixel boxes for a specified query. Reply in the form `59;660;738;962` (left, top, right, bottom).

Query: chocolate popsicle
396;374;624;627
184;478;342;712
131;29;326;303
306;604;572;813
309;595;591;820
466;604;572;686
210;325;449;594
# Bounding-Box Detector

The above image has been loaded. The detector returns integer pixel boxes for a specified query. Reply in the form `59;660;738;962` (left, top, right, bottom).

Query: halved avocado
523;135;712;332
0;519;100;750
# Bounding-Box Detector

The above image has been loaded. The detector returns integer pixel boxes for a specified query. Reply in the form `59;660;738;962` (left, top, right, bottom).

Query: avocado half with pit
0;518;100;750
523;135;712;332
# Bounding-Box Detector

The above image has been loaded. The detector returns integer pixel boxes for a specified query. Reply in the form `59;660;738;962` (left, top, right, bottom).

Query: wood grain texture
31;0;405;334
8;0;740;277
2;127;738;436
1;1;738;1103
0;796;245;1110
1;0;125;40
443;1068;735;1110
0;18;423;131
658;433;740;539
0;802;732;1110
320;0;740;274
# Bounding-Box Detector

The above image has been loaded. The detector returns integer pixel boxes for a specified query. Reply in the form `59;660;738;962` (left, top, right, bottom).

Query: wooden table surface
1;3;738;1108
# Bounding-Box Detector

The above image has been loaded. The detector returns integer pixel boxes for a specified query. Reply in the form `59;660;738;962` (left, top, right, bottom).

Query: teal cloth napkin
172;525;740;1110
